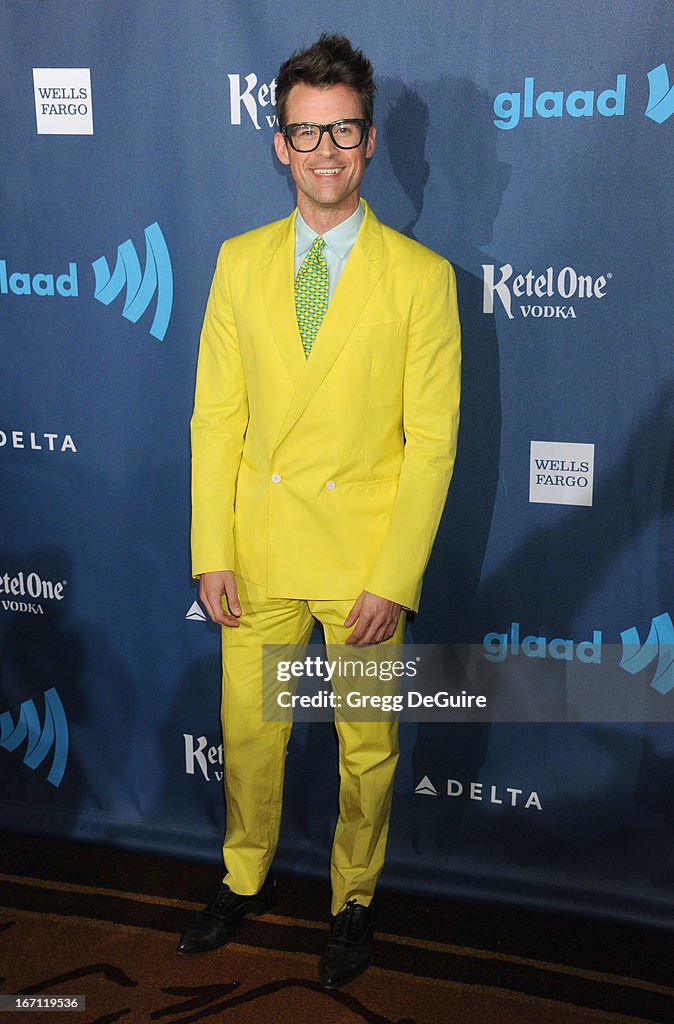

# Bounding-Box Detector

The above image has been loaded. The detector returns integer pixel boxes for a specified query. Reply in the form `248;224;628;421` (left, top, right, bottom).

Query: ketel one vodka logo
0;688;69;787
0;570;67;615
228;73;278;128
184;733;223;781
482;263;610;320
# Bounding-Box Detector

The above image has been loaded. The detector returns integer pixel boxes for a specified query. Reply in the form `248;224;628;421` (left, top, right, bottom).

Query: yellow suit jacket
191;201;460;611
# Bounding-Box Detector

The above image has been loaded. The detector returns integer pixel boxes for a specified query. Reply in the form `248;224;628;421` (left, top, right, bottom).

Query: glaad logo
620;613;674;695
482;263;610;320
184;733;223;781
484;614;674;698
484;623;602;664
493;75;626;129
645;64;674;124
92;223;173;341
0;261;78;298
493;64;674;129
228;73;278;129
0;687;69;787
415;775;542;810
0;223;173;341
0;569;68;615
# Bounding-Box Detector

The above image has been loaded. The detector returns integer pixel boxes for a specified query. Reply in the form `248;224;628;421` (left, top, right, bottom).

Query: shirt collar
295;200;365;259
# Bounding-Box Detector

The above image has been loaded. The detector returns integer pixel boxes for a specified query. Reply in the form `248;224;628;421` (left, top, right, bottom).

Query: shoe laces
210;885;233;913
332;899;366;941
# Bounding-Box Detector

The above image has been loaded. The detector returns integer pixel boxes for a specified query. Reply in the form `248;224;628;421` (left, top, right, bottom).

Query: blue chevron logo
619;613;674;695
92;222;173;341
0;687;69;787
645;63;674;124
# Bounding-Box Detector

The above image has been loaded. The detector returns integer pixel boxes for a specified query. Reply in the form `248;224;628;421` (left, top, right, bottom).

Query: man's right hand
199;570;242;627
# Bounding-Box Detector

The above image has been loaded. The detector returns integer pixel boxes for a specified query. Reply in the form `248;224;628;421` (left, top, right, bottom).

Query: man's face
274;83;376;227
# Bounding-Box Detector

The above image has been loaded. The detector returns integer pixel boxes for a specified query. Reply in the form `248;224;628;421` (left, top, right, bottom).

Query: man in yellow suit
179;34;461;987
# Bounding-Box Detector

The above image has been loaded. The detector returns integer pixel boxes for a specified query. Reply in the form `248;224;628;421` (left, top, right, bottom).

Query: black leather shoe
176;875;277;955
319;899;374;988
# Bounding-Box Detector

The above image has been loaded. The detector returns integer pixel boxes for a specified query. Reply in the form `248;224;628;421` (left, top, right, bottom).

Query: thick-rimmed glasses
281;119;371;152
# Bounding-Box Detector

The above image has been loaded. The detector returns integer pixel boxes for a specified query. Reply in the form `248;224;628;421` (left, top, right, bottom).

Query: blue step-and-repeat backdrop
2;1;673;928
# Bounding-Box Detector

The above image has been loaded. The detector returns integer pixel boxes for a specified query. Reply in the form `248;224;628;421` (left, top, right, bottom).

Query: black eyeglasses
281;118;371;152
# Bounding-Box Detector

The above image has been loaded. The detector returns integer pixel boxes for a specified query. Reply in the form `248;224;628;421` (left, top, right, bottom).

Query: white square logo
529;441;595;506
33;68;93;135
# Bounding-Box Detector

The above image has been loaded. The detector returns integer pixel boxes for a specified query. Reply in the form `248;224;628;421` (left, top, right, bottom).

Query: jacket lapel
262;210;306;384
273;201;383;450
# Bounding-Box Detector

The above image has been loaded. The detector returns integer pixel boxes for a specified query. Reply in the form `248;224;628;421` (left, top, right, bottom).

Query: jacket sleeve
190;242;249;577
364;258;461;611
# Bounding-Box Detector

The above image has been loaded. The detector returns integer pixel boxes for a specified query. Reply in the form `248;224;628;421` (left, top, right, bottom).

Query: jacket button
271;473;282;483
326;481;336;490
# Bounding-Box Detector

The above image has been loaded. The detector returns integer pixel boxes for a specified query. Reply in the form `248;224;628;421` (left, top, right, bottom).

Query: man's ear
274;131;290;166
365;123;377;160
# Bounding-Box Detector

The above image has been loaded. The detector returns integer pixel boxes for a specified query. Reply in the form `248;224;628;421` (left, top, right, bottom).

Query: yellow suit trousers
220;575;406;915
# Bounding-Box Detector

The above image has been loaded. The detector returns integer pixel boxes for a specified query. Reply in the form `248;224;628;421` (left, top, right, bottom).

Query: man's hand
344;590;401;646
199;570;242;628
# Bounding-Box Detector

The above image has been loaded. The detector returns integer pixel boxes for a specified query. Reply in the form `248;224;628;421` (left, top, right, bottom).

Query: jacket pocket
349;320;401;343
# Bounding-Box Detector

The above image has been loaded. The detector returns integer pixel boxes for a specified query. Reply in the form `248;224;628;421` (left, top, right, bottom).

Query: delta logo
186;601;207;622
414;775;542;810
0;222;173;341
492;62;674;130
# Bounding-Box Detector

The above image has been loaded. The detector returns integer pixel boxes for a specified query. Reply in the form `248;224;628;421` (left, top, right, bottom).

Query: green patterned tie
295;236;328;358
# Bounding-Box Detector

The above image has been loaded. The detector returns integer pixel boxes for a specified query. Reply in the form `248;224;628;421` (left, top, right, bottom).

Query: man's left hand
344;591;401;646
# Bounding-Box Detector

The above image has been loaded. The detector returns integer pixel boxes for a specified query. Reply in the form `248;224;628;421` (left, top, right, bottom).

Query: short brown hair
276;34;375;127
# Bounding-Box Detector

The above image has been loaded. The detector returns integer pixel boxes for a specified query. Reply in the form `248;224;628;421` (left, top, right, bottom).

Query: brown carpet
0;831;672;1023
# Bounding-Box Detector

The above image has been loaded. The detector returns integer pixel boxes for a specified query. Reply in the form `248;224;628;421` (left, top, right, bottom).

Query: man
179;34;461;988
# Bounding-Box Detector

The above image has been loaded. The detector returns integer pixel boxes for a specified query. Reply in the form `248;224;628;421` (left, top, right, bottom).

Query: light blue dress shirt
294;201;365;304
